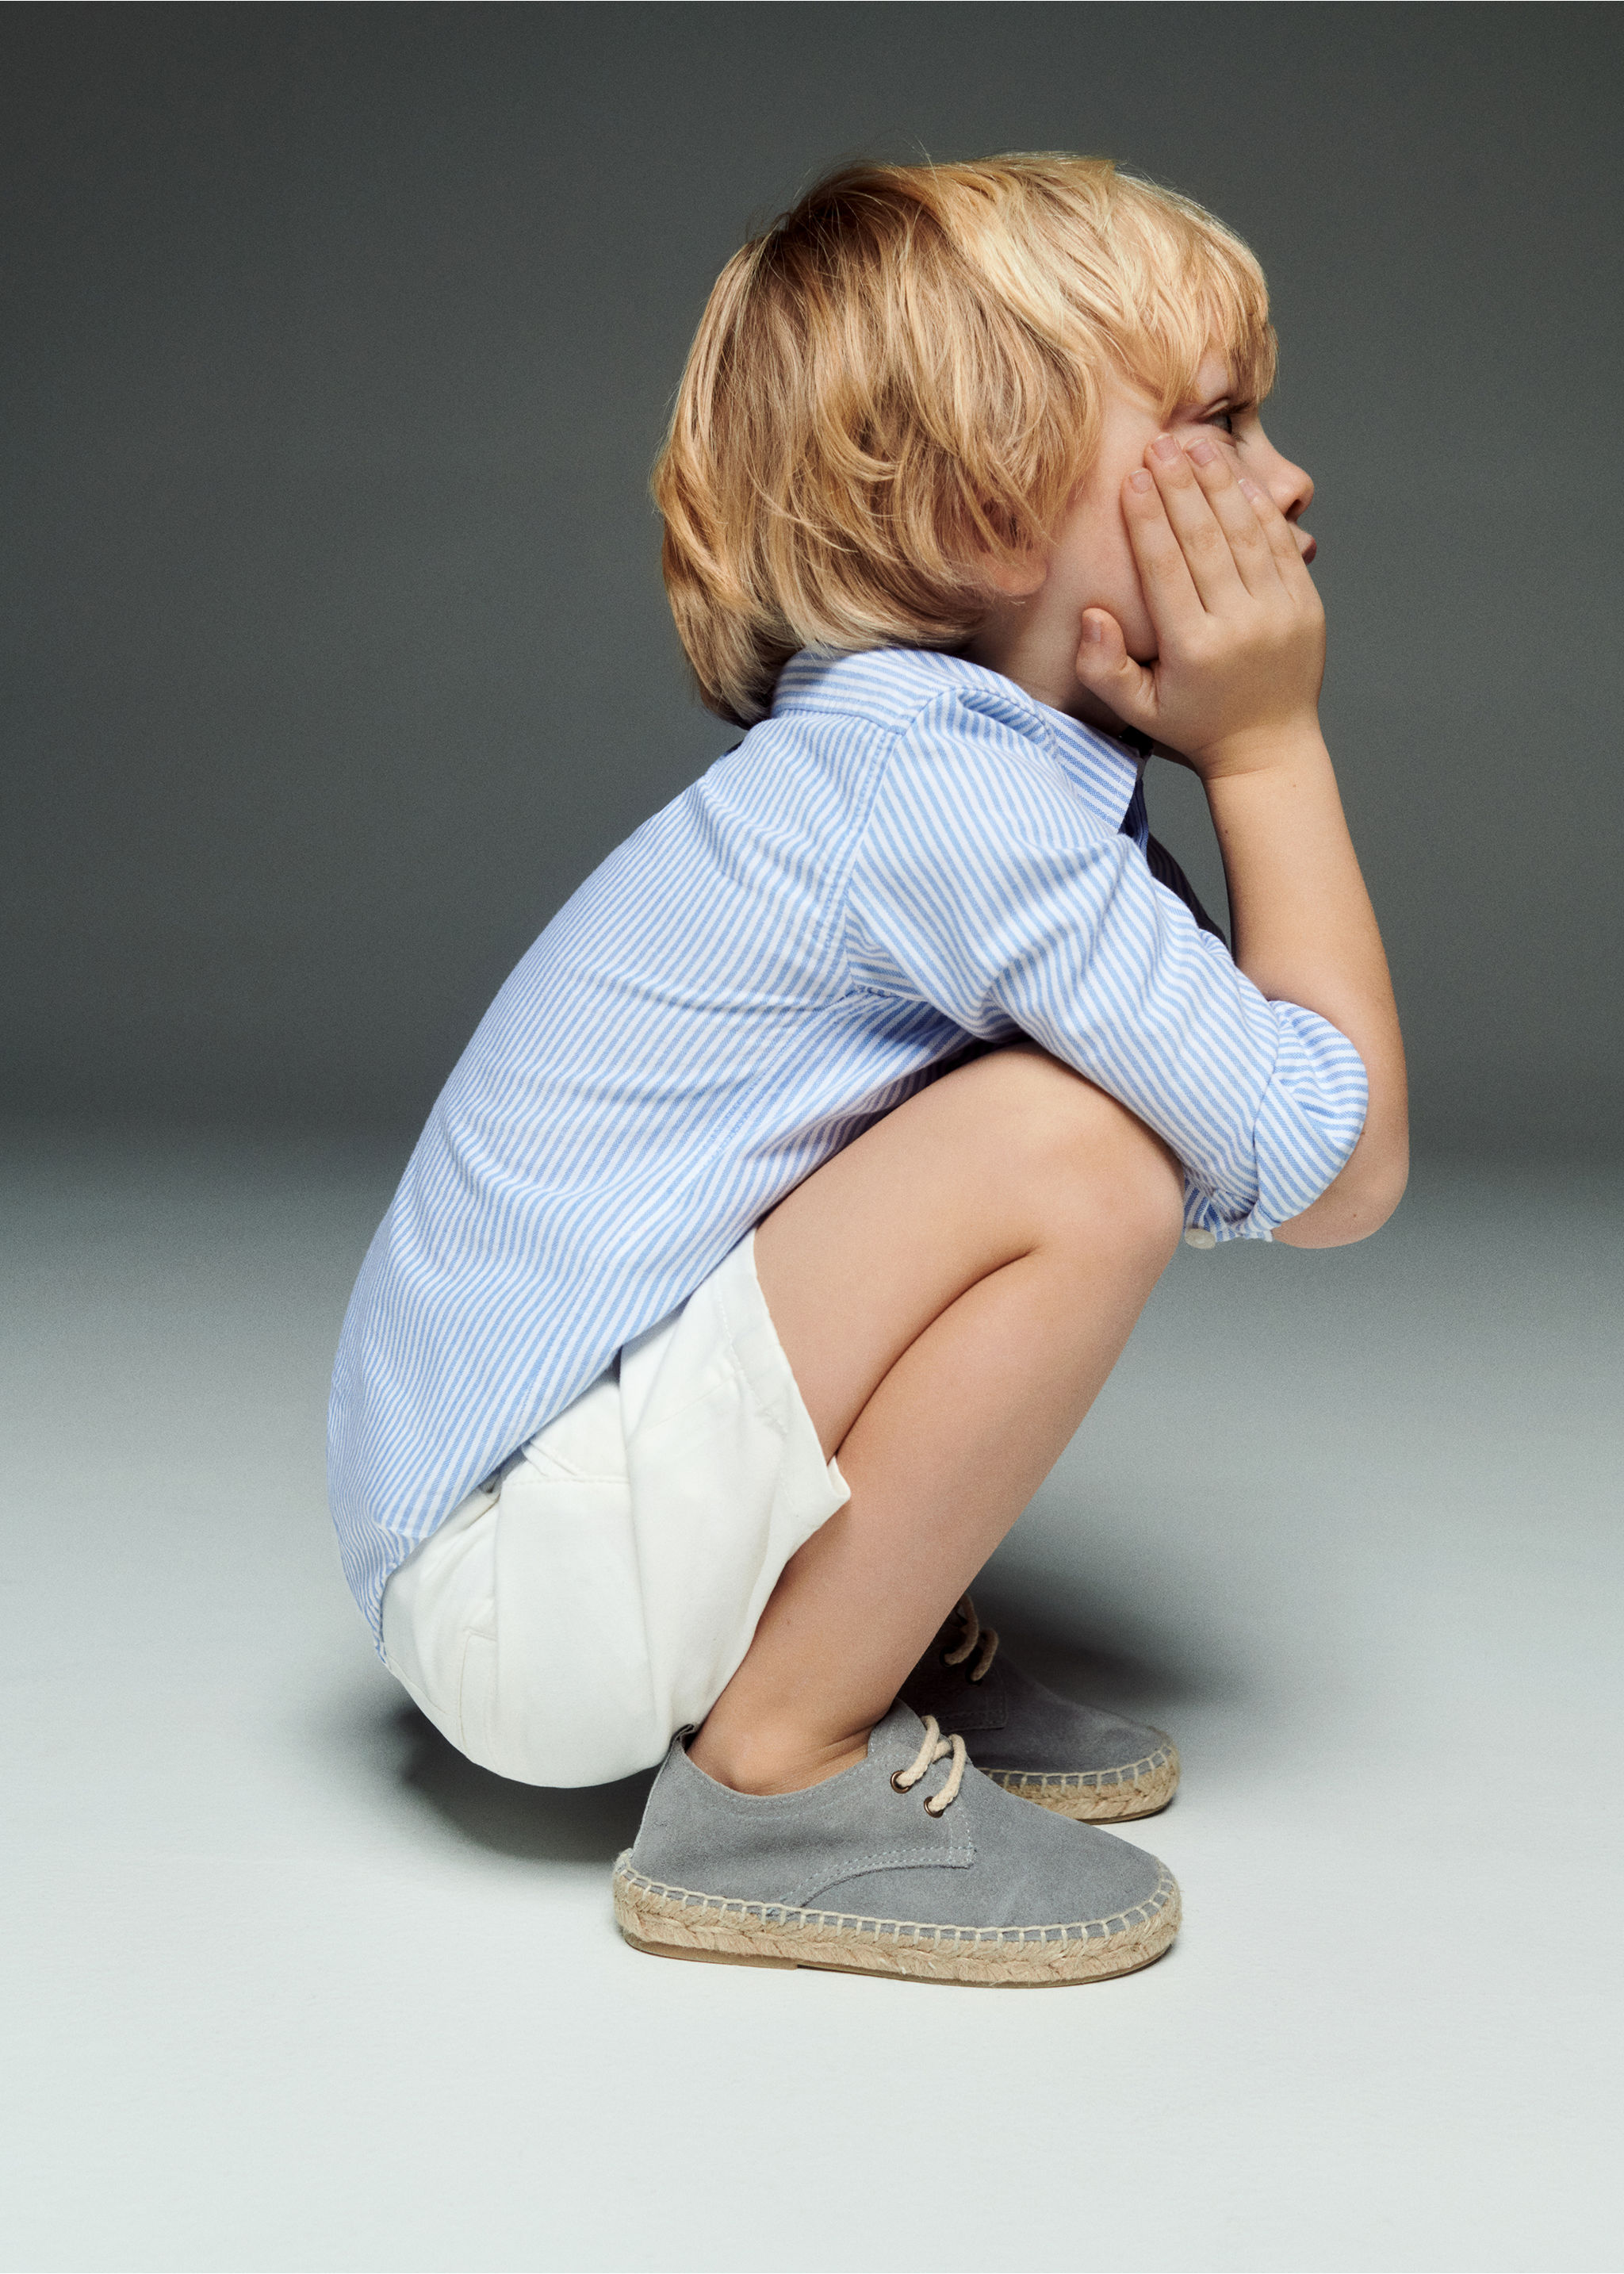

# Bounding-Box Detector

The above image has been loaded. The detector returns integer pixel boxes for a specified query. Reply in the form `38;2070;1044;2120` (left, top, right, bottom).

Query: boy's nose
1275;455;1314;523
1270;454;1315;562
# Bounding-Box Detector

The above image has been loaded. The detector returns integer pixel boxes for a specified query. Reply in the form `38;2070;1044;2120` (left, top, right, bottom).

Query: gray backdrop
3;2;1618;1152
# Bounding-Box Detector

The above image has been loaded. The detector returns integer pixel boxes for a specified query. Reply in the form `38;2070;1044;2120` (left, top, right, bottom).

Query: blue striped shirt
329;646;1368;1645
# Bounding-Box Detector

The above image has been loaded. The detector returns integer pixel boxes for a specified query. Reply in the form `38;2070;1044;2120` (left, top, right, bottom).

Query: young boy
329;155;1407;1987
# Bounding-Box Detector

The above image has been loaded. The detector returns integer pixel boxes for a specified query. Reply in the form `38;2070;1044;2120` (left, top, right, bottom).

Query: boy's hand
1073;435;1325;780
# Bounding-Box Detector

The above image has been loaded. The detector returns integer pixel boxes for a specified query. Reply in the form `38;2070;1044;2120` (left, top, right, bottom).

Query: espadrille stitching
613;1854;1177;1944
783;1842;976;1901
986;1754;1178;1823
990;1745;1172;1791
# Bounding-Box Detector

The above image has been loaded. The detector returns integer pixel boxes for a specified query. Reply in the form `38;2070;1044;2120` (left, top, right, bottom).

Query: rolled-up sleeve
844;688;1369;1241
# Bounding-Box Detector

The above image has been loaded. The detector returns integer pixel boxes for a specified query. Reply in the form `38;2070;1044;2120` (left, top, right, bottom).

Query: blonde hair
653;154;1277;726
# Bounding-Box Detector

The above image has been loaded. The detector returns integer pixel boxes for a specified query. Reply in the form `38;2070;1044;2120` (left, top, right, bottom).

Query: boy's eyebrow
1193;386;1256;416
1174;370;1239;415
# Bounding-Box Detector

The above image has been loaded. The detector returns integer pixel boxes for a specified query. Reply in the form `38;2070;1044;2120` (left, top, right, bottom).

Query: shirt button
1183;1227;1218;1250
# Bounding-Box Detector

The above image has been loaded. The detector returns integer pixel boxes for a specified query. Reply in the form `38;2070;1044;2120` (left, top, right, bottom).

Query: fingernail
1150;434;1181;462
1128;469;1154;493
1239;476;1262;499
1079;616;1102;643
1186;439;1216;466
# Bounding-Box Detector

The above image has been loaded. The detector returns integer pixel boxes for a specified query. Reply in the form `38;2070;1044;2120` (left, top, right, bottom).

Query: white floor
4;1129;1621;2274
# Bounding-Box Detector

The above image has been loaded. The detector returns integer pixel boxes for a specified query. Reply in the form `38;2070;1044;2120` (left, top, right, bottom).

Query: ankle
687;1718;871;1796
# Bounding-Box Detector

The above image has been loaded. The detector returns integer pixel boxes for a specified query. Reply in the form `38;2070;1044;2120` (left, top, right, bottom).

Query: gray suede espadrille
613;1700;1179;1985
901;1597;1180;1821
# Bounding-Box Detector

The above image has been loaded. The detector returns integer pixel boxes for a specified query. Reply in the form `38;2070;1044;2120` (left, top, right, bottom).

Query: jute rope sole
613;1857;1180;1986
986;1740;1179;1823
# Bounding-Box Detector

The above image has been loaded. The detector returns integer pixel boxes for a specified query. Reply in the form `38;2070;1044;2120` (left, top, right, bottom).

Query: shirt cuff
1181;1003;1370;1247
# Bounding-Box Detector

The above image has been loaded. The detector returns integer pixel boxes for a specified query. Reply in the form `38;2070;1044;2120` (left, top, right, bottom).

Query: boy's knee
1122;1142;1188;1264
992;1045;1185;1262
1084;1111;1185;1265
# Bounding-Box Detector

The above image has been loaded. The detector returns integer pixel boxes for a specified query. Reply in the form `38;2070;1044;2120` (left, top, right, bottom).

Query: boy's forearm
1204;732;1408;1246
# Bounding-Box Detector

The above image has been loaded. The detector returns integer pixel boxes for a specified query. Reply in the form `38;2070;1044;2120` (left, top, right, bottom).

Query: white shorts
379;1231;850;1787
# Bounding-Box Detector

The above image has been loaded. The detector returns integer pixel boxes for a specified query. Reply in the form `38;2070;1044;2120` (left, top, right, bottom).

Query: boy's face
967;351;1316;735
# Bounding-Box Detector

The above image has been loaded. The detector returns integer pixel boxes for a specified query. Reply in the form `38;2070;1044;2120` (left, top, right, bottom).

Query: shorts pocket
519;1364;627;1484
457;1627;499;1770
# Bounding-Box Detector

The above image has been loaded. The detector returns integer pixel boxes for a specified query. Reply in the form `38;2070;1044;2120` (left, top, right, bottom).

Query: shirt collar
1028;695;1146;835
772;646;1143;834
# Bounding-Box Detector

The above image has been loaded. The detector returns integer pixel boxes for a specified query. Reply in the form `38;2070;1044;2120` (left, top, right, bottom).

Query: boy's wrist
1190;720;1328;783
1190;721;1330;789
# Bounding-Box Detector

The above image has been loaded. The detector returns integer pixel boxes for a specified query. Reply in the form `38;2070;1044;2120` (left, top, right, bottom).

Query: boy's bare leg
687;1042;1185;1795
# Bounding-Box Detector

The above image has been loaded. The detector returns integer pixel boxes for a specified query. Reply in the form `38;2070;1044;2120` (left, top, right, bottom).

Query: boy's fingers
1183;444;1283;597
1072;609;1156;728
1239;476;1316;591
1120;468;1205;644
1144;439;1247;612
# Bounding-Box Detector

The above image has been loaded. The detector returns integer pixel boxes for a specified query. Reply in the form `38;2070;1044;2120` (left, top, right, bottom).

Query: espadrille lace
943;1593;999;1683
891;1715;968;1816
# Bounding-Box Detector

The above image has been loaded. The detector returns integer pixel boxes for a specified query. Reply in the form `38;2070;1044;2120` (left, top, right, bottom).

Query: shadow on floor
972;1582;1243;1719
393;1702;655;1864
355;1563;1239;1869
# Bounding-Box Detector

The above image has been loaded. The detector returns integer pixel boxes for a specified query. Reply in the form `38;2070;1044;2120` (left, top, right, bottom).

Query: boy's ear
982;546;1048;599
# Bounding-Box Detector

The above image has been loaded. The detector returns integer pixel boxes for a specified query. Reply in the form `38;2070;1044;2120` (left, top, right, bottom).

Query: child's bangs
1117;220;1279;417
